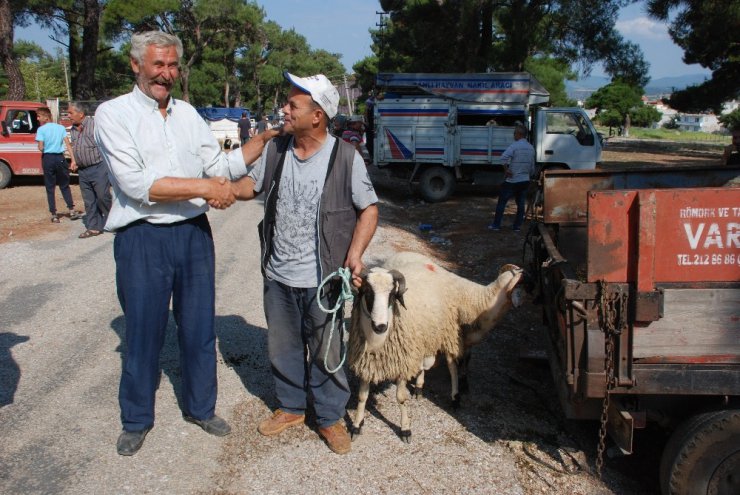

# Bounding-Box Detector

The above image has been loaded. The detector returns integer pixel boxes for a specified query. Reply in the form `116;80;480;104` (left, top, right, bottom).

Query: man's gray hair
514;124;528;137
130;31;183;64
68;100;89;115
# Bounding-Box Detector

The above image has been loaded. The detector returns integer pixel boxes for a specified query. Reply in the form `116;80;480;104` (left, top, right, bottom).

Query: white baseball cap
284;71;339;118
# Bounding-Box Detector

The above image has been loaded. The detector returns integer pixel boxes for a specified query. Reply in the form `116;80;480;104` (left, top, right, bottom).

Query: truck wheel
659;409;740;495
0;162;11;189
418;166;455;203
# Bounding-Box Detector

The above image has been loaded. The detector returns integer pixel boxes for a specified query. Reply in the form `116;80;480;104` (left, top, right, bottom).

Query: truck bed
529;165;740;419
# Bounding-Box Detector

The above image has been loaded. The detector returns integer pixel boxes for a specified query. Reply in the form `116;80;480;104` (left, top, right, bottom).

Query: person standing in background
488;124;535;232
237;111;251;145
67;101;111;238
35;107;82;224
364;91;375;159
256;114;270;134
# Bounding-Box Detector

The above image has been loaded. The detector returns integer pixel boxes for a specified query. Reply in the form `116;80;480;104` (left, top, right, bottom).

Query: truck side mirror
1;121;8;137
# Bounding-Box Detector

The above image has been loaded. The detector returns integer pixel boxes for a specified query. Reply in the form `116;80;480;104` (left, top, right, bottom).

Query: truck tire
0;162;11;189
659;409;740;495
418;166;455;203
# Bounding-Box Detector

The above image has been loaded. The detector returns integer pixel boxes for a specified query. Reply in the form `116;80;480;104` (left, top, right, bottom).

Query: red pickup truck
0;100;71;189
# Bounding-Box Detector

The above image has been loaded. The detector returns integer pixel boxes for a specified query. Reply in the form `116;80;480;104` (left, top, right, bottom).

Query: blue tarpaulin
196;107;250;122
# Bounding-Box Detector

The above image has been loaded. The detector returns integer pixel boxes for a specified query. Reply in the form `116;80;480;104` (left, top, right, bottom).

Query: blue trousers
42;153;74;215
263;278;350;427
492;180;529;229
114;214;217;432
78;162;111;231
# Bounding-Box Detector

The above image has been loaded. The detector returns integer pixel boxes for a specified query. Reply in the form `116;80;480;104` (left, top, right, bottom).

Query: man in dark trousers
230;72;378;455
94;30;279;456
35;107;82;223
489;124;535;232
237;111;251;145
67;101;111;238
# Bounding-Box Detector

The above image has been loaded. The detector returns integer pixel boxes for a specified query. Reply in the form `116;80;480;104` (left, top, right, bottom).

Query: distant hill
565;73;711;100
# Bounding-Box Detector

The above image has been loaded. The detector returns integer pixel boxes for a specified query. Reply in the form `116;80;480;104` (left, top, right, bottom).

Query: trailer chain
595;280;628;478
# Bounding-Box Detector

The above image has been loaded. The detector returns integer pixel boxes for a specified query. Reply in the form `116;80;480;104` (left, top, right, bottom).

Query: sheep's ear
504;268;524;292
499;263;519;275
389;269;407;309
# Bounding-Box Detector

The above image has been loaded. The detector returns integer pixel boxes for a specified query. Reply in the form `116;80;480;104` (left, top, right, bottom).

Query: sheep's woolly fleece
348;251;519;384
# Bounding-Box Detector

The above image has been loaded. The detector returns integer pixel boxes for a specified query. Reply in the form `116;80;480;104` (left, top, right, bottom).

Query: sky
15;0;710;81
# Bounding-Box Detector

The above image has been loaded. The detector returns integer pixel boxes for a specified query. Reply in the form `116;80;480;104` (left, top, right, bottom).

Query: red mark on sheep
425;263;436;272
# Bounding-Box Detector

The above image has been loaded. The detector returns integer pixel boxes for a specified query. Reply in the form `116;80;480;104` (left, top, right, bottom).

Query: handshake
206;176;240;210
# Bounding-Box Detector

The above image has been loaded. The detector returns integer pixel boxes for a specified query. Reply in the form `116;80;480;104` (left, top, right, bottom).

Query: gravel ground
0;193;525;495
3;146;715;493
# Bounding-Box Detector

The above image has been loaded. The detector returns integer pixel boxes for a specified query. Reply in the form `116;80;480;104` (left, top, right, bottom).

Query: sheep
348;251;525;442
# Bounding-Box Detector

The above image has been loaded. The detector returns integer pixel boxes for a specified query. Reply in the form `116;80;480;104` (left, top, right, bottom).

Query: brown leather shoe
257;409;305;436
319;421;351;455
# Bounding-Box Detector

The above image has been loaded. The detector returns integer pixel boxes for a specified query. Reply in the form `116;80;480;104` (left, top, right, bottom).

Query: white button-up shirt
94;85;248;231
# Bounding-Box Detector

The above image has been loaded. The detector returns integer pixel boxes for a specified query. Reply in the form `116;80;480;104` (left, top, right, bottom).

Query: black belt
124;213;207;230
77;161;103;170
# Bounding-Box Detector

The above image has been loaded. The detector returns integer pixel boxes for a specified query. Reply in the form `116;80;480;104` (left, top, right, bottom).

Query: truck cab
533;108;602;170
0;101;48;189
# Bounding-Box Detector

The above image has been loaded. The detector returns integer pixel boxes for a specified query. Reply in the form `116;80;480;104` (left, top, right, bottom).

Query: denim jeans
263;278;349;427
492;180;529;229
42;153;74;214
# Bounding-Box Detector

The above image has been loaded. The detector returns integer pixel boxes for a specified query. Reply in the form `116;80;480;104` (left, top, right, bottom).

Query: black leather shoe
184;414;231;436
116;427;151;456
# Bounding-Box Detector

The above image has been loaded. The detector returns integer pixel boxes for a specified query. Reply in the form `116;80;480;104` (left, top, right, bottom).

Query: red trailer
527;165;739;495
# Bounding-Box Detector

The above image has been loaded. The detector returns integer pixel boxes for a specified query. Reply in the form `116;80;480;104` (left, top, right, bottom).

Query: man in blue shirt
35;107;81;223
489;124;536;232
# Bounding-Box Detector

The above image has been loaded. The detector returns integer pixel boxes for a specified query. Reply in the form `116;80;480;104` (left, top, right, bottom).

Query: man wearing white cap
231;72;378;454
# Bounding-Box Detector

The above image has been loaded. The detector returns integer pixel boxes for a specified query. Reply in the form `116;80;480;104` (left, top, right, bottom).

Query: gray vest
258;135;358;282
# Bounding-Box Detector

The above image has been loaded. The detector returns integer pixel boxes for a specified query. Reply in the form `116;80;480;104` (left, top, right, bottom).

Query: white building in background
643;96;677;128
722;99;739;114
674;113;721;133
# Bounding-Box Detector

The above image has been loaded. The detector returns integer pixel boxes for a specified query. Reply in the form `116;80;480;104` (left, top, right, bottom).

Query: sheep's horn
389;269;407;309
359;267;369;280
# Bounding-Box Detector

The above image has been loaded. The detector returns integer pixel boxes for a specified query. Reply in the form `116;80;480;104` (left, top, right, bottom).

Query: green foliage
626;126;730;143
596;109;623;128
20;58;67;100
363;0;650;101
629;104;662;128
524;57;576;106
719;109;740;131
647;0;740;112
0;41;67;100
586;82;643;126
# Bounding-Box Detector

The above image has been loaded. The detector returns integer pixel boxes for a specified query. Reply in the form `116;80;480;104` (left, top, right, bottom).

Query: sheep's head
356;267;406;339
498;264;525;308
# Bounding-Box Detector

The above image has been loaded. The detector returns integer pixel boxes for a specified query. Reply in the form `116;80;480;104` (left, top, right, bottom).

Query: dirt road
0;147;723;494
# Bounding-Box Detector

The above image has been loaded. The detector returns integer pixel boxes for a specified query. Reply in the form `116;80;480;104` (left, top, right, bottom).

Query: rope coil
317;267;355;374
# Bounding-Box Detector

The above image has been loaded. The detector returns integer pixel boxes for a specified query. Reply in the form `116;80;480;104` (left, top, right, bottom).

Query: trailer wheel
659;409;740;495
418;166;455;203
0;162;11;189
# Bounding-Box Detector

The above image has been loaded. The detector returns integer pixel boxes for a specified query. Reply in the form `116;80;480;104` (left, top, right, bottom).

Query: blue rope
317;267;355;374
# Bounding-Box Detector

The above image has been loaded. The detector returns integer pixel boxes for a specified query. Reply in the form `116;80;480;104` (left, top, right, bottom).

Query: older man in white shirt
95;31;278;456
